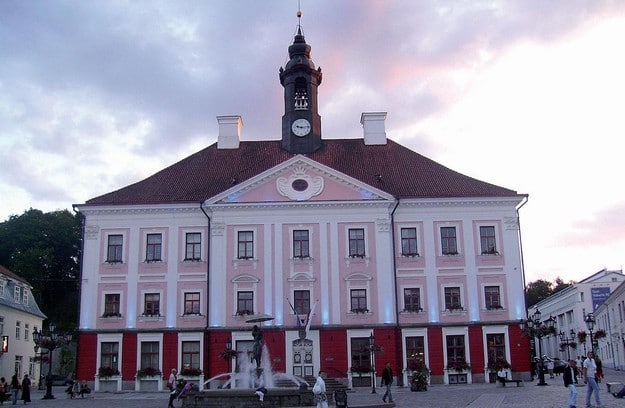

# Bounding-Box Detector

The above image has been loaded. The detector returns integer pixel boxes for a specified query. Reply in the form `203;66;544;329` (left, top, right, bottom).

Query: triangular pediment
207;155;394;205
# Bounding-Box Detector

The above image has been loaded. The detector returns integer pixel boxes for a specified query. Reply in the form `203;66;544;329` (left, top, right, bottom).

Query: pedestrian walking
582;351;603;408
563;359;578;408
381;362;393;403
312;371;328;408
9;375;19;405
19;375;29;405
167;368;178;408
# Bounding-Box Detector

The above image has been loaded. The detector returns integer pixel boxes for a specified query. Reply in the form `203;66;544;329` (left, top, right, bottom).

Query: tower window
294;80;308;110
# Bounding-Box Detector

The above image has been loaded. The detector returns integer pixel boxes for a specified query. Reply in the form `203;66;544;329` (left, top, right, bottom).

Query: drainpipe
517;195;529;298
389;198;403;385
200;203;212;370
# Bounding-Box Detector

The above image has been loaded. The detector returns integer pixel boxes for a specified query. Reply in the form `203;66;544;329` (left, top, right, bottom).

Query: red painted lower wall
509;324;531;372
76;333;97;381
427;327;444;375
162;332;178;380
468;326;484;371
121;333;137;380
320;329;347;378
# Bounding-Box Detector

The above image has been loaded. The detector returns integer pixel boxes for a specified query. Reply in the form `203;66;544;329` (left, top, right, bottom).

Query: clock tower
280;21;322;154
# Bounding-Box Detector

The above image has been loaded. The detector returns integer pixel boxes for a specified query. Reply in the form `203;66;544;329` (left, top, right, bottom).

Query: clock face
291;118;311;137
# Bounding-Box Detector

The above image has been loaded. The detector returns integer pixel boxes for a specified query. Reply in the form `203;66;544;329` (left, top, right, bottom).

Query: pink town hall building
74;22;530;391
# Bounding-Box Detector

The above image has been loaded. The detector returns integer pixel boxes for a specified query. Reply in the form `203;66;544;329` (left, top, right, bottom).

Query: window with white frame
403;288;422;312
140;341;159;370
293;290;310;314
348;228;365;258
486;333;506;363
23;289;28;306
479;226;497;255
236;291;254;315
237;231;254;259
293;230;310;258
350;289;368;313
24;323;29;341
143;293;160;316
14;286;20;302
182;341;201;370
185;233;201;261
400;227;419;256
446;335;467;367
106;234;123;263
184;292;201;315
100;342;119;373
145;233;162;262
0;316;4;335
15;321;20;340
444;287;462;310
484;286;501;309
440;227;458;255
104;293;121;317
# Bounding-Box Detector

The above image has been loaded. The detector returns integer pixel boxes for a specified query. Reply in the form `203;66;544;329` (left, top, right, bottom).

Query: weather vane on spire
297;0;302;22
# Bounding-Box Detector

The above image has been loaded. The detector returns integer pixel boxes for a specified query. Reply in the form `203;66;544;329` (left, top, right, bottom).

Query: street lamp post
559;329;577;361
369;332;376;394
32;323;73;400
521;309;556;386
225;338;232;388
585;313;596;353
33;345;48;390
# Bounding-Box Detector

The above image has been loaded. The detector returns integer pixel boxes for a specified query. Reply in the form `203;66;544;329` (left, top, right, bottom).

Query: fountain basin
181;388;315;407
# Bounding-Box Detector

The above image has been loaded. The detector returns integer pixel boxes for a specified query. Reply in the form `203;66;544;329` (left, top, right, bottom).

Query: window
0;316;4;335
484;286;501;309
486;333;506;363
446;335;466;366
444;287;462;310
107;234;123;263
146;233;162;262
293;230;310;258
144;293;160;316
23;289;28;306
14;286;20;302
403;288;421;312
440;227;458;255
351;337;372;372
480;226;497;254
185;233;201;261
350;289;368;313
100;342;119;371
0;281;4;297
182;341;201;370
400;228;419;256
140;341;159;370
406;336;425;370
15;321;20;340
237;291;254;315
184;292;201;315
24;324;29;341
348;228;365;258
237;231;254;259
104;293;121;317
294;290;310;315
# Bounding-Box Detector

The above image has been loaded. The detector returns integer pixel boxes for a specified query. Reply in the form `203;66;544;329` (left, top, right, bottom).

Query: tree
525;279;553;308
525;277;575;309
0;208;81;330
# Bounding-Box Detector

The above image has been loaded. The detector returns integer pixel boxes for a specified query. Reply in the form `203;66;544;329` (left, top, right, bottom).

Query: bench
607;382;623;393
499;378;524;387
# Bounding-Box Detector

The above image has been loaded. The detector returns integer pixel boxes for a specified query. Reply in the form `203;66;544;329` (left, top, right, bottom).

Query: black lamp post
521;309;556;386
369;332;376;394
32;323;73;400
225;338;232;372
559;329;577;361
585;313;596;353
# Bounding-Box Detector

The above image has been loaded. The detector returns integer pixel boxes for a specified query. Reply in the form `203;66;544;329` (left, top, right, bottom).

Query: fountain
181;316;315;407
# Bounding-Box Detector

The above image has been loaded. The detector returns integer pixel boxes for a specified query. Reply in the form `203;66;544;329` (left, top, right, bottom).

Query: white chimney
217;115;242;149
361;112;387;145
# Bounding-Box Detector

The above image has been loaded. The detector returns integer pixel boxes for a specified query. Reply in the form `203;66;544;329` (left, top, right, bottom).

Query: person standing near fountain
252;325;263;368
312;371;328;408
167;368;178;408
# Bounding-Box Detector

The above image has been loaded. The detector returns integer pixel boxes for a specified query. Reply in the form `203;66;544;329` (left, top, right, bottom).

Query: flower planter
95;375;121;392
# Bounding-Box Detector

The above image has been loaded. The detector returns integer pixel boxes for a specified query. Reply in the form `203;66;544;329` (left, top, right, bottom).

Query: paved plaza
18;368;625;407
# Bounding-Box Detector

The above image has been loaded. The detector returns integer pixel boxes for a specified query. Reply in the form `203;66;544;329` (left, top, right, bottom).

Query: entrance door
292;338;314;377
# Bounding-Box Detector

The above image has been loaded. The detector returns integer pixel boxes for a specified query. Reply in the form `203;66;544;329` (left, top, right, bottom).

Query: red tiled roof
85;139;520;206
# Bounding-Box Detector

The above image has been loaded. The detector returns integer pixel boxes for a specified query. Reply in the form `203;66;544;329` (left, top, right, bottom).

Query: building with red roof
75;20;529;391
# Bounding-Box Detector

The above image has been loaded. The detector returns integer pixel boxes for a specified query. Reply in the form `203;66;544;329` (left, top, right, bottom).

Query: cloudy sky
1;1;624;284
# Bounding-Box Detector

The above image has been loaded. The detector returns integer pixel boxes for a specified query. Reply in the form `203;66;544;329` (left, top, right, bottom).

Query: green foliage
0;208;81;330
525;277;574;308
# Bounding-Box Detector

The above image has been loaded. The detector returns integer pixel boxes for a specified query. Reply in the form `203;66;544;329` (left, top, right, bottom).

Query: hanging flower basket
219;349;240;361
595;329;607;339
577;331;587;343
